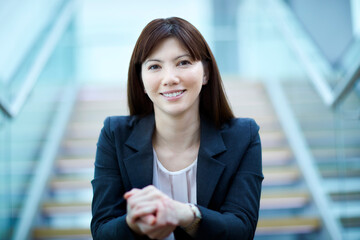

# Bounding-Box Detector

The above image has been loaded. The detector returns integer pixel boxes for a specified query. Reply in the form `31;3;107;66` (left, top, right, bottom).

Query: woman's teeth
163;91;183;97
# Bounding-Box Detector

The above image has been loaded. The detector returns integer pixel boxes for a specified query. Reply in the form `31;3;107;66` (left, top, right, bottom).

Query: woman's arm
91;117;148;240
195;119;263;239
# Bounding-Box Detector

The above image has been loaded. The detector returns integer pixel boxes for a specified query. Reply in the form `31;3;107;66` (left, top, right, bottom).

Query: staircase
224;79;322;239
33;84;128;239
31;79;327;239
282;80;360;239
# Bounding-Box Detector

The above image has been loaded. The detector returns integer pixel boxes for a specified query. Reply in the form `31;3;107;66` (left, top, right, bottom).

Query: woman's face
141;37;207;119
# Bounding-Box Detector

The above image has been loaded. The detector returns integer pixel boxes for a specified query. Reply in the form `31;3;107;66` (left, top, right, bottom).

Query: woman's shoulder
102;115;141;132
221;117;260;137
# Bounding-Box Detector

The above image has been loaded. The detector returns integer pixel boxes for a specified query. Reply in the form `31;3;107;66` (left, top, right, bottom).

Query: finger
124;188;140;199
153;200;166;225
144;222;176;240
131;204;158;221
126;189;164;208
132;185;163;201
140;214;156;225
127;194;160;213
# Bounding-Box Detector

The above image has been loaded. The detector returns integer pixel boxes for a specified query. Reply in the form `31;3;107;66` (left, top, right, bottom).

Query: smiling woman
141;38;206;119
91;17;263;240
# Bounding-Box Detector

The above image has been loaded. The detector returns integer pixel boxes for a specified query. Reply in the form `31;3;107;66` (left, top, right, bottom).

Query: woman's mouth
161;90;185;98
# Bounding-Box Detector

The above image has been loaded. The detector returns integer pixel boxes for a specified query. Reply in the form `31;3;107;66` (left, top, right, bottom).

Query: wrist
182;203;201;235
126;215;144;235
177;202;195;227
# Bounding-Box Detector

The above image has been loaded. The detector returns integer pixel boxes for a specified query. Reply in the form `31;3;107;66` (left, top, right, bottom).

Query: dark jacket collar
123;114;227;207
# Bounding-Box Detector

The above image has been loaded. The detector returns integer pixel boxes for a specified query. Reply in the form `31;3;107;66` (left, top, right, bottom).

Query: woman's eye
178;60;191;66
149;65;160;70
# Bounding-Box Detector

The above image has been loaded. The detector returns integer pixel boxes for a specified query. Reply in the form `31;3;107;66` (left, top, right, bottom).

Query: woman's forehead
144;37;198;63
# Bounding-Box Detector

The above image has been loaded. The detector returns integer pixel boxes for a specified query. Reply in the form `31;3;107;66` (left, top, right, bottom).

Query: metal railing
0;0;76;119
264;1;360;239
0;0;79;239
265;80;343;240
268;0;360;109
12;82;78;240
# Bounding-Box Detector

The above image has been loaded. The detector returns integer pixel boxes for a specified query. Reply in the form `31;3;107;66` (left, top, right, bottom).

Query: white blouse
152;149;198;240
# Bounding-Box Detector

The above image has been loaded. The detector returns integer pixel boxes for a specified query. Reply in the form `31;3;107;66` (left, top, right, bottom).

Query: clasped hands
124;185;194;239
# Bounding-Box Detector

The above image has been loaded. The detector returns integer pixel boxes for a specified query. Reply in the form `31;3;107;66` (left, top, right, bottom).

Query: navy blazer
91;114;263;240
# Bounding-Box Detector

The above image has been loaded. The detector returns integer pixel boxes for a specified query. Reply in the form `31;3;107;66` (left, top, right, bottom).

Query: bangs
137;19;206;64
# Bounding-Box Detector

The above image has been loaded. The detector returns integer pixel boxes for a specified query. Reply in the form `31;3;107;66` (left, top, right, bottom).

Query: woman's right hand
124;186;193;239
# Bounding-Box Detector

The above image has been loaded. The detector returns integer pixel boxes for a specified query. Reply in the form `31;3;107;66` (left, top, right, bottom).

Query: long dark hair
127;17;234;128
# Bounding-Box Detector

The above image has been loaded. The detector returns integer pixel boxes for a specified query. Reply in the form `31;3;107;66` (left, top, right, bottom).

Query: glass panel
281;77;360;239
334;83;360;239
0;1;76;238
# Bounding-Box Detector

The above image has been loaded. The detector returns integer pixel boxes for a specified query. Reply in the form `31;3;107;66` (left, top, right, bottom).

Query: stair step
42;202;91;215
331;191;360;201
48;188;92;202
320;166;360;178
256;217;320;235
341;216;360;228
259;131;288;148
51;177;91;190
262;148;293;166
343;228;360;240
33;228;91;240
56;158;94;173
323;178;360;194
332;201;360;218
260;191;309;209
312;148;360;161
262;166;301;186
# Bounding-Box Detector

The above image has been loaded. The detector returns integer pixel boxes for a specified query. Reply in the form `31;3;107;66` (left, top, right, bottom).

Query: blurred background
0;0;359;239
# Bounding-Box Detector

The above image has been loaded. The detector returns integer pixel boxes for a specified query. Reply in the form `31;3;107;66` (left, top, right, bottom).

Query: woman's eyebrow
144;54;191;65
174;54;191;60
144;59;162;65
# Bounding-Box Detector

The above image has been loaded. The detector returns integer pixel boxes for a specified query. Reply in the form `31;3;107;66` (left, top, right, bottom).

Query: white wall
76;0;212;85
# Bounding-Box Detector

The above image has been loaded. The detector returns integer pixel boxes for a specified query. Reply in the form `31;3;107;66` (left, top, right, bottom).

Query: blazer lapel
120;114;227;207
197;117;227;207
123;114;155;189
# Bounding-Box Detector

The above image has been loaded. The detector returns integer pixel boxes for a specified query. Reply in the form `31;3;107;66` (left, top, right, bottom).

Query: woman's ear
202;60;209;85
202;75;208;85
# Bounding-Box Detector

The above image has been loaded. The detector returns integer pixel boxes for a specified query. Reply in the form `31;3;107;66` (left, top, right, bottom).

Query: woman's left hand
124;185;194;239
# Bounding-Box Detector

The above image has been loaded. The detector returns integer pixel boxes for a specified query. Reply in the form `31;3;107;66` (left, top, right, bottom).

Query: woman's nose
162;68;180;86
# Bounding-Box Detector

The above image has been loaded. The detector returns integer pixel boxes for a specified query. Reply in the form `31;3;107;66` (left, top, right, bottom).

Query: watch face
190;204;202;219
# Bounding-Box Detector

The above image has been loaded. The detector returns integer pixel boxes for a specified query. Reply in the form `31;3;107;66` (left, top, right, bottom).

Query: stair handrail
0;0;75;119
268;0;360;109
265;80;343;240
332;60;360;107
265;1;352;239
9;1;79;239
12;82;79;240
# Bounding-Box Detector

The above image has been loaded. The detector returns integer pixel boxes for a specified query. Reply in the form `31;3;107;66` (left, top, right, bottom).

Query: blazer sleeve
90;117;149;240
196;119;263;240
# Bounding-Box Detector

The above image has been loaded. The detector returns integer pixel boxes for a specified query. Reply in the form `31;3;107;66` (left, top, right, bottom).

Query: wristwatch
184;203;202;234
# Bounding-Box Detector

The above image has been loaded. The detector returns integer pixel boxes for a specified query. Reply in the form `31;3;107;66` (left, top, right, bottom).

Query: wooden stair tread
260;191;310;209
256;217;321;234
262;166;301;185
33;228;91;239
42;202;91;215
51;177;91;189
56;158;94;170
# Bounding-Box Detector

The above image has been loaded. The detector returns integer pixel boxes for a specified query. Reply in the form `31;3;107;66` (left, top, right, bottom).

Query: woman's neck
153;111;201;153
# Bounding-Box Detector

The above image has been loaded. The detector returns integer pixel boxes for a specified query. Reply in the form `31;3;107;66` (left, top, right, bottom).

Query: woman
91;17;263;240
